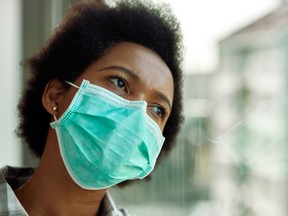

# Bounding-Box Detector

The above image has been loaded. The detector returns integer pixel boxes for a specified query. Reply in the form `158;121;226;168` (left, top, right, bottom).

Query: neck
15;129;106;216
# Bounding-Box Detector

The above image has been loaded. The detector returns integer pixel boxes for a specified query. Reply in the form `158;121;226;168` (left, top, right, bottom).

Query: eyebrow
98;65;172;110
98;66;140;82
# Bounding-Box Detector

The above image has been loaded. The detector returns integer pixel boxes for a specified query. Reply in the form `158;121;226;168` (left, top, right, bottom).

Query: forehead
80;42;174;103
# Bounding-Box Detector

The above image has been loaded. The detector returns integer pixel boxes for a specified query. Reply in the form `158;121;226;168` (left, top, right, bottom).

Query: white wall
0;0;22;167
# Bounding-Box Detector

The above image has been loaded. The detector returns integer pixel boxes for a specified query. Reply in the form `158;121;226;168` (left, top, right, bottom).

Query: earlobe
42;79;66;116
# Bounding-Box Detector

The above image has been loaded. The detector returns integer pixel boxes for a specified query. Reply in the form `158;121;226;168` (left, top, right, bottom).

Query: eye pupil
156;107;163;118
149;106;163;118
117;79;125;88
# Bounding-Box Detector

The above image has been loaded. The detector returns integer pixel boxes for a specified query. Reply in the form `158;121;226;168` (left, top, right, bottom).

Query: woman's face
59;42;174;131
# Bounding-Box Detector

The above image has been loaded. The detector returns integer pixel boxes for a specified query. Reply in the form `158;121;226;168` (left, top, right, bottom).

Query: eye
148;105;167;120
109;75;128;92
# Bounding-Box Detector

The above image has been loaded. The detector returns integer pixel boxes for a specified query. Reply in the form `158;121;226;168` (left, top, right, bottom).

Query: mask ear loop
65;80;80;89
52;81;80;122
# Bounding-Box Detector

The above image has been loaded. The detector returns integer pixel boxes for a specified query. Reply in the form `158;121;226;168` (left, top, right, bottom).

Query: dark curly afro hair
17;0;183;164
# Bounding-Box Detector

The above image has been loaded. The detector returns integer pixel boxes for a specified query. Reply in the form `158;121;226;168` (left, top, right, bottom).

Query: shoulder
0;166;29;216
100;192;136;216
119;208;136;216
0;165;34;189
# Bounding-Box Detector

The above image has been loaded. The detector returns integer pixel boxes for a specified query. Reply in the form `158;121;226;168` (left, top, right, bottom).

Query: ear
42;79;66;116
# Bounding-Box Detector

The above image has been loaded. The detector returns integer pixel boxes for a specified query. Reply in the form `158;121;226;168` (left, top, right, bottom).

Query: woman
0;0;183;215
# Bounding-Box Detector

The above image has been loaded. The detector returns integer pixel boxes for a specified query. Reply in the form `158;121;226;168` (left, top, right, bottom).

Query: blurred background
1;0;288;215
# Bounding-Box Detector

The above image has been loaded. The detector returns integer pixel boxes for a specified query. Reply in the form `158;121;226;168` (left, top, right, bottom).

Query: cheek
158;107;172;132
162;113;171;131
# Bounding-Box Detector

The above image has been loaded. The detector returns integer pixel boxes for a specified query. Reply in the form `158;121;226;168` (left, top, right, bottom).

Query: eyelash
108;74;128;92
149;105;168;120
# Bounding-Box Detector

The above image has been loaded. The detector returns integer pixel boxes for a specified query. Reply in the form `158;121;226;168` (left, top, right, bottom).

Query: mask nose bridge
125;93;149;113
66;80;151;115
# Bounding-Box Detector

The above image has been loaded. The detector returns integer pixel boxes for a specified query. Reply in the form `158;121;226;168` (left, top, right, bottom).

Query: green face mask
50;79;165;190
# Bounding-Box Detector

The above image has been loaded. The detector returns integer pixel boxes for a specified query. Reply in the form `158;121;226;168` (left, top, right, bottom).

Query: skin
14;42;174;216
